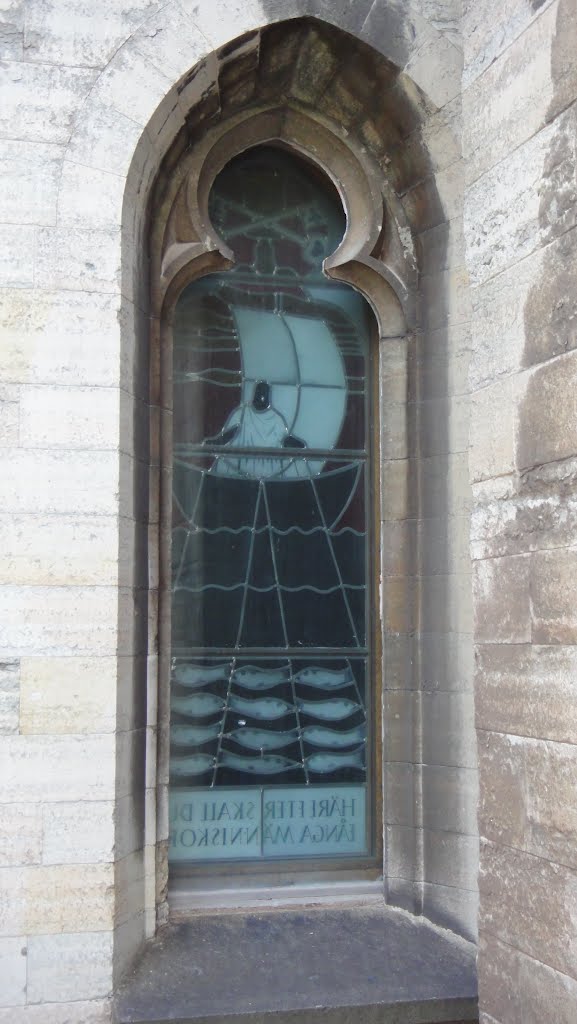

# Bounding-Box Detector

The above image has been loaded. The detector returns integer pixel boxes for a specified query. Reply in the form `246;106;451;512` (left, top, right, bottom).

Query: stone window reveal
152;96;410;889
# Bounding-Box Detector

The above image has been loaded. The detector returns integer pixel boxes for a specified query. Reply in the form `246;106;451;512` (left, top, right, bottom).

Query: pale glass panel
285;315;345;387
292;387;346;453
262;785;366;857
233;308;299;385
169;786;367;860
170;789;262;861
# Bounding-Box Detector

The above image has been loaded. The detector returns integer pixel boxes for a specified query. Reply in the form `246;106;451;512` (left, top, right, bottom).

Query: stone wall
462;1;577;1021
21;0;577;1020
1;1;576;1021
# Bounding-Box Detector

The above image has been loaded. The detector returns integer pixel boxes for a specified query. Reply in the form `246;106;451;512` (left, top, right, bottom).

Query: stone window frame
148;101;417;906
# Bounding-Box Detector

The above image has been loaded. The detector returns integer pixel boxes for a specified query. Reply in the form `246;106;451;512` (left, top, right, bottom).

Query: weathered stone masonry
464;1;577;1022
0;1;576;1022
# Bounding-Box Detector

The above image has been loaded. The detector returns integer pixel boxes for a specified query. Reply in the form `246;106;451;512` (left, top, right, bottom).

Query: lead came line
173;470;206;590
262;483;309;784
182;525;366;538
328;463;363;531
310;475;361;648
211;657;235;788
262;482;289;650
182;445;367;460
346;656;367;726
234;483;262;649
174;582;365;594
289;653;309;786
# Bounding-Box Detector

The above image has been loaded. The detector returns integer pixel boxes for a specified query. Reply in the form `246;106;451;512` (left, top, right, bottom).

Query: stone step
114;904;478;1024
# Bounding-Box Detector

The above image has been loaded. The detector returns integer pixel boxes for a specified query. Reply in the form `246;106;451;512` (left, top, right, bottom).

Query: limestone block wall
0;1;476;1021
0;4;165;1021
463;1;577;1021
2;1;576;1022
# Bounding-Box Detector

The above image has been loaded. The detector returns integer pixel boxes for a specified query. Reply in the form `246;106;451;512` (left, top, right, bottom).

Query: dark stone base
114;904;478;1023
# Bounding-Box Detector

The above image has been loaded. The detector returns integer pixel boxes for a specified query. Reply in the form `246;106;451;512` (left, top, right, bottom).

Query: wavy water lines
173;582;365;594
183;524;366;538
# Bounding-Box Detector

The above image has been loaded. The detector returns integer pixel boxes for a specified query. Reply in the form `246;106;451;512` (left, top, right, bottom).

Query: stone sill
114;903;478;1024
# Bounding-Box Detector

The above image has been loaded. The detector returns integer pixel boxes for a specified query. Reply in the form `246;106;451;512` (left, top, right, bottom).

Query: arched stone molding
51;1;472;985
58;1;462;262
154;105;411;336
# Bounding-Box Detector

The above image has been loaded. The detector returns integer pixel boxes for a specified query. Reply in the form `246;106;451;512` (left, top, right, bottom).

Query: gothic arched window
168;146;379;874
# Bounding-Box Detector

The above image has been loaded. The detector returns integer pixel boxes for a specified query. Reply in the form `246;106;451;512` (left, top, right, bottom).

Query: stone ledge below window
113;903;478;1024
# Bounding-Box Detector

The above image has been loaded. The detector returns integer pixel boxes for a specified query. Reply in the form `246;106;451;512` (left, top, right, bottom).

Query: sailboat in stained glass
169;146;373;864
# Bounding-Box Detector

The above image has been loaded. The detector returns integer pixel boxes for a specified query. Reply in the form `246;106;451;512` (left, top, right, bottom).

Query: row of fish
172;664;355;691
171;723;366;750
170;747;365;777
171;693;362;721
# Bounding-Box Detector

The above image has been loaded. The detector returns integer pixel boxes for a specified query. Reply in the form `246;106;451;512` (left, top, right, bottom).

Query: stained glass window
169;147;374;865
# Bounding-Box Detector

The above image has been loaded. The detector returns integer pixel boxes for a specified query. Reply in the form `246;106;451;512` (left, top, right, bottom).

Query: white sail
230;307;346;455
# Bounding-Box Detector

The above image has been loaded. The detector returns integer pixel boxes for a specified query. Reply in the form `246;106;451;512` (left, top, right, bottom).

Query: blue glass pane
170;147;373;865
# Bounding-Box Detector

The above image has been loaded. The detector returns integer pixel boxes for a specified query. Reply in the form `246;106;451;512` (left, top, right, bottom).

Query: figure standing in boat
203;299;348;481
210;379;305;479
